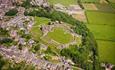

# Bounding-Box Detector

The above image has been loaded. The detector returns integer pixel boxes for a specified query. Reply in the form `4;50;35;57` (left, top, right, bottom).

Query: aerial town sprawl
0;0;115;70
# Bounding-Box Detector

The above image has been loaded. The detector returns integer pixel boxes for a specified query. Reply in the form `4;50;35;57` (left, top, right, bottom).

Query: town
0;0;115;70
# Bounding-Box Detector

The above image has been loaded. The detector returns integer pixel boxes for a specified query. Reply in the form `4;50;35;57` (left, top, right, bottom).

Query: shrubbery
5;8;18;16
0;55;35;70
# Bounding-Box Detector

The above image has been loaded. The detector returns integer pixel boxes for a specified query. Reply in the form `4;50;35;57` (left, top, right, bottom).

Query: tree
5;8;18;16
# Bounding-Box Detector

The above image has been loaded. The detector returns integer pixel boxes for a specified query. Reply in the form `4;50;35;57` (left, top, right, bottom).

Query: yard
86;11;115;64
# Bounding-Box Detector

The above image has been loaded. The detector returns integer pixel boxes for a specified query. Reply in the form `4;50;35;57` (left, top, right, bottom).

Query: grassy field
48;0;77;6
81;0;99;3
109;0;115;3
86;11;115;25
87;24;115;41
34;17;51;26
44;27;74;44
82;3;115;13
31;17;77;47
30;17;50;41
86;11;115;64
82;3;98;10
95;4;115;13
97;40;115;64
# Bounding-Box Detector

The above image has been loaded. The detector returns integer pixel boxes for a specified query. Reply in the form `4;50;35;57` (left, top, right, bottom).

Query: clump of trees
5;8;18;16
0;55;35;70
32;43;40;53
0;28;9;36
21;0;31;8
0;28;13;47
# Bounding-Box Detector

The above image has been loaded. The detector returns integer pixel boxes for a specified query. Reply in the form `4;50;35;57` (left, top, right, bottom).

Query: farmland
81;0;99;3
86;11;115;64
97;40;115;64
48;0;77;6
109;0;115;3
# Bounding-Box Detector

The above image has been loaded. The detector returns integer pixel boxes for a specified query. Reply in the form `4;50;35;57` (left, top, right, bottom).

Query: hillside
0;0;115;70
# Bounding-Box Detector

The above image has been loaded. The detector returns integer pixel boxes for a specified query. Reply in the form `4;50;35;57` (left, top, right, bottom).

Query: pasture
86;11;115;64
97;40;115;64
109;0;115;3
48;0;77;6
86;11;115;25
80;0;99;3
86;24;115;41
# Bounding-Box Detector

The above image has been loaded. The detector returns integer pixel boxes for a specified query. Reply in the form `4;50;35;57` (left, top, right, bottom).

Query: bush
5;8;18;16
21;0;31;8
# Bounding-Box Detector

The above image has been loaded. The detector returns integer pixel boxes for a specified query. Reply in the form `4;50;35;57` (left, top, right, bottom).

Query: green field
86;11;115;25
31;17;76;46
81;0;99;3
30;17;50;40
44;27;74;44
48;0;77;6
109;0;115;3
86;11;115;64
97;40;115;64
34;17;51;26
87;24;115;41
96;4;115;13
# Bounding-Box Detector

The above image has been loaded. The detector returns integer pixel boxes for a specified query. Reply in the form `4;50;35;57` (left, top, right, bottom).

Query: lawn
48;0;77;6
86;11;115;64
34;17;51;26
44;27;74;44
97;40;115;64
31;26;42;41
30;17;50;41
